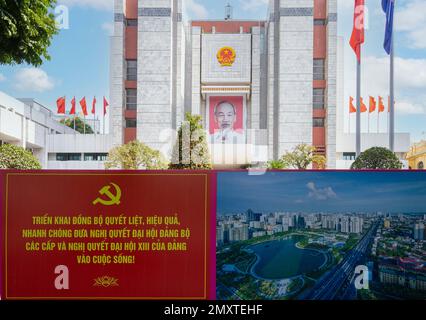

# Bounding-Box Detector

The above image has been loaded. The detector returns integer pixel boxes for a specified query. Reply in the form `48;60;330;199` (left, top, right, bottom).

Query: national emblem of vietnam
217;46;236;67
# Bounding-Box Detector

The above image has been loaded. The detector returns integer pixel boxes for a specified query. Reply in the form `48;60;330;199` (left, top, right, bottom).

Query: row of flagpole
56;96;109;134
350;0;395;156
348;96;392;133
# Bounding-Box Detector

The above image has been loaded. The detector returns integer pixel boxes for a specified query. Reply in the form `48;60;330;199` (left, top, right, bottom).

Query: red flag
56;97;66;114
369;96;377;113
378;96;385;113
349;97;357;113
70;97;76;115
349;0;365;61
91;97;97;115
80;97;88;116
103;97;109;116
360;97;367;113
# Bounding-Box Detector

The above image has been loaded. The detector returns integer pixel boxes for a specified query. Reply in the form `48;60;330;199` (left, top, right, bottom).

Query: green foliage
0;0;58;66
280;144;327;170
60;117;94;134
0;144;42;169
351;147;403;170
267;159;287;170
105;140;168;170
170;112;212;170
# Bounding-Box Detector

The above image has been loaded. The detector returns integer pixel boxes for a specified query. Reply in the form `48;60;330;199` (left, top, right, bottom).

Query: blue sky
217;171;426;214
0;1;425;141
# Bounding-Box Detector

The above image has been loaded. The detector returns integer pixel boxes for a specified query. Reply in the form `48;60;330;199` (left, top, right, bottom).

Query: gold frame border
5;173;209;300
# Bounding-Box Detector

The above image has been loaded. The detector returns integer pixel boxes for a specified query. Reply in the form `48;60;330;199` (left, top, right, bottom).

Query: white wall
201;33;252;84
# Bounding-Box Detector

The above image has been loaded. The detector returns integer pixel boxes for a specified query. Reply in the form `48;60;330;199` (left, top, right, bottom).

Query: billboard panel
1;171;215;300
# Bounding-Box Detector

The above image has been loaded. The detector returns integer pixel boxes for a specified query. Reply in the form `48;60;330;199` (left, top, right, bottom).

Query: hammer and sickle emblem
93;183;122;206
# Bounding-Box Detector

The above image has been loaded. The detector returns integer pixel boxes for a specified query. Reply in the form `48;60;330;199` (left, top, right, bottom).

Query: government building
110;0;338;167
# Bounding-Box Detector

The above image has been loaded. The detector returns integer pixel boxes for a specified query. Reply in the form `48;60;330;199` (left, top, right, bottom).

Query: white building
414;223;425;241
0;92;112;169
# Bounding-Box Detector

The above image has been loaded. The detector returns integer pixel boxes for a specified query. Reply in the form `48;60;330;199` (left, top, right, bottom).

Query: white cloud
58;0;113;11
0;74;5;82
394;101;426;115
14;68;55;93
344;47;426;116
363;56;426;91
395;0;426;49
307;182;337;201
183;0;209;20
239;0;269;12
102;22;114;36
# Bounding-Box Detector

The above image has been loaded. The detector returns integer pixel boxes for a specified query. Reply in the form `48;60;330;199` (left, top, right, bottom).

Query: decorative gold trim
5;173;209;300
201;87;250;92
93;276;119;288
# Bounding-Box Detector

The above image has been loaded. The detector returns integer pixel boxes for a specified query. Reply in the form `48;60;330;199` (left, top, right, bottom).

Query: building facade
0;91;112;169
110;0;338;167
406;141;426;170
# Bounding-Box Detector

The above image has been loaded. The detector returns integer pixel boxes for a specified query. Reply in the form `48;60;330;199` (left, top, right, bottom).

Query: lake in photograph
249;236;327;279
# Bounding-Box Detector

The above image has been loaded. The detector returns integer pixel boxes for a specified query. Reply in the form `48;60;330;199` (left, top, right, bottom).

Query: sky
0;0;425;140
217;171;426;214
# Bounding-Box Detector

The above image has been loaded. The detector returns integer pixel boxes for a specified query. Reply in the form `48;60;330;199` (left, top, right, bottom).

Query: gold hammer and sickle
93;183;122;206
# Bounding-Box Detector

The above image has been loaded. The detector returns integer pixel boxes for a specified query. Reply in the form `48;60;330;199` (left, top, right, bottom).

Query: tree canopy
0;0;58;66
0;144;42;169
280;144;327;170
60;117;94;134
351;147;403;170
170;112;212;170
105;140;168;170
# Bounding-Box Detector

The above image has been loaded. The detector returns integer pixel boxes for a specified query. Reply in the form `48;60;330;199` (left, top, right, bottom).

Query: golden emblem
217;46;236;66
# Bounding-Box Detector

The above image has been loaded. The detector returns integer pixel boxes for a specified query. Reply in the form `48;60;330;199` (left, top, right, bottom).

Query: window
313;118;325;127
56;153;82;161
418;162;424;170
314;19;326;26
126;89;137;110
313;59;325;80
126;19;138;27
126;119;137;128
313;88;325;109
343;153;356;161
84;153;108;161
126;60;137;81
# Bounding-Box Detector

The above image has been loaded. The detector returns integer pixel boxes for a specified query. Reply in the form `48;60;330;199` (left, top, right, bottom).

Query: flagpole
377;109;380;133
368;110;370;133
356;59;361;157
389;30;395;151
349;108;351;134
83;114;86;135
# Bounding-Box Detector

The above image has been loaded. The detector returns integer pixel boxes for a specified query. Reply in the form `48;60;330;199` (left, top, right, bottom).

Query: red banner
0;171;215;300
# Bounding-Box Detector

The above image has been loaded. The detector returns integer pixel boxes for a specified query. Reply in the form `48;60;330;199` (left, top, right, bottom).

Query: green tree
170;112;212;170
351;147;403;170
0;144;42;169
105;140;168;170
267;159;287;170
60;117;94;134
0;0;58;66
281;144;327;170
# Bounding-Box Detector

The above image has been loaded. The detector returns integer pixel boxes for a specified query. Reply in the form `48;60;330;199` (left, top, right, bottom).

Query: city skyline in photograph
218;172;426;214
